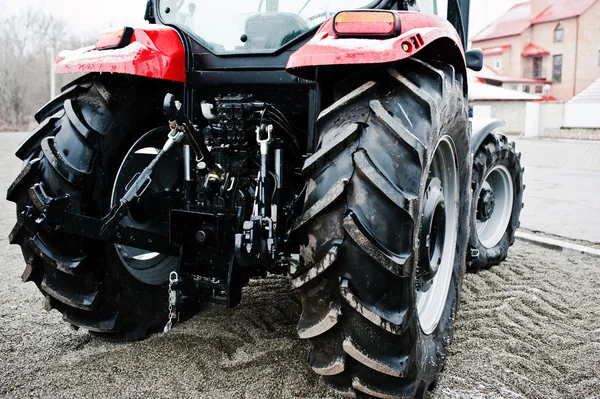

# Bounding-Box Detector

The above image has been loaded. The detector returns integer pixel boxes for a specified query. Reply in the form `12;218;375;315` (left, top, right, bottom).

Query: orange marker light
333;11;400;37
96;27;134;50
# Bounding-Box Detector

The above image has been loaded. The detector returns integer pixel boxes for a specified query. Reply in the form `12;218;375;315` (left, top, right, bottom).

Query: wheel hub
475;165;515;249
416;137;459;336
111;127;181;285
419;178;446;292
477;184;495;222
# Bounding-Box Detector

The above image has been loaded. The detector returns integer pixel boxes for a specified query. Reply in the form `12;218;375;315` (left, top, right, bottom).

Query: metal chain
163;271;179;333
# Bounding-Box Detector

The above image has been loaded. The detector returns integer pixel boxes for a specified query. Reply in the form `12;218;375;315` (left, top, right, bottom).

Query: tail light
333;10;400;38
96;27;134;50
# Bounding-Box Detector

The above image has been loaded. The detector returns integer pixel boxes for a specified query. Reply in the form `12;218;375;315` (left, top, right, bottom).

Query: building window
553;55;563;83
533;57;543;78
534;85;544;94
494;56;501;70
554;23;564;42
522;85;531;93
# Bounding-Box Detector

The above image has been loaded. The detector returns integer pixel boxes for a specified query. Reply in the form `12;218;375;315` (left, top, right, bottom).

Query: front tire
7;75;176;340
468;133;524;271
293;60;471;398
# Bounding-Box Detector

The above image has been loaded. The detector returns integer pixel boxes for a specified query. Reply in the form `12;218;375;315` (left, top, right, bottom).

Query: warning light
96;27;134;50
333;11;401;38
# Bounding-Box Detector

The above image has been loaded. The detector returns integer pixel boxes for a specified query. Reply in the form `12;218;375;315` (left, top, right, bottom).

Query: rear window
158;0;377;54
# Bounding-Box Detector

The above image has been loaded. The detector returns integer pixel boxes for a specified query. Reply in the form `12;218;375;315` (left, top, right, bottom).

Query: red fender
286;11;465;79
55;25;186;82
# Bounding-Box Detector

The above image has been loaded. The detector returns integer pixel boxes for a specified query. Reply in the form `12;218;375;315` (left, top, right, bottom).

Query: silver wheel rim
476;165;514;249
111;129;179;285
417;137;459;335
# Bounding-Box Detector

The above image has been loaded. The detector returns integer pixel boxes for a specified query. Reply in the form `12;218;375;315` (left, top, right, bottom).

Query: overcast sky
1;0;521;42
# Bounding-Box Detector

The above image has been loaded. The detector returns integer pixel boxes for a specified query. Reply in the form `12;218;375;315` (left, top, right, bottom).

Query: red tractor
7;0;524;397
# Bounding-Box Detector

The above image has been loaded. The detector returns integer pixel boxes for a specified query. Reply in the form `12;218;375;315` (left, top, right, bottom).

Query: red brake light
333;11;400;38
96;27;134;50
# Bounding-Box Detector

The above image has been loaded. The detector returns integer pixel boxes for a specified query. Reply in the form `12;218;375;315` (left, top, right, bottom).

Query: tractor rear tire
293;60;471;398
468;133;524;271
7;75;174;340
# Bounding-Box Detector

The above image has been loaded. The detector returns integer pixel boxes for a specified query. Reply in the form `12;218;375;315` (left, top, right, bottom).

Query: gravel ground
1;239;599;398
1;133;599;398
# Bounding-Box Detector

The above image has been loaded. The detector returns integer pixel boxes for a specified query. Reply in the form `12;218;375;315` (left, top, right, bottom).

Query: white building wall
539;102;566;130
525;102;540;137
471;101;529;134
564;103;600;128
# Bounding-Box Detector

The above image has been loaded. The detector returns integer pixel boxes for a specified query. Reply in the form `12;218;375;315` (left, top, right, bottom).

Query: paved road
514;138;600;243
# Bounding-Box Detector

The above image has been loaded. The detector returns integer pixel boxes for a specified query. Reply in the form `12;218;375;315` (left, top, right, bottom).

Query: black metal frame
26;183;178;256
130;0;473;308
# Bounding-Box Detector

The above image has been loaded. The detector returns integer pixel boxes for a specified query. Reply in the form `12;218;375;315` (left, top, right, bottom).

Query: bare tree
0;7;92;131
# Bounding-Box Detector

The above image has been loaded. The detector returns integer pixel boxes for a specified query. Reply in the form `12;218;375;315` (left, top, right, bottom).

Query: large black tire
292;60;471;398
7;75;175;340
468;133;524;271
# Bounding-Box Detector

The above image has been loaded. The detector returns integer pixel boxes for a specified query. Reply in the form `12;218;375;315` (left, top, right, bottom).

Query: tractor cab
157;0;391;54
152;0;471;54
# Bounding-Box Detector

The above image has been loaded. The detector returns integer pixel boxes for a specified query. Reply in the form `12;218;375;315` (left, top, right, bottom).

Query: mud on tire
293;59;471;398
7;75;175;340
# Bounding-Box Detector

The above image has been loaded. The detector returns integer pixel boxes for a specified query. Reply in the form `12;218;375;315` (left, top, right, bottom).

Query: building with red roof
471;0;600;101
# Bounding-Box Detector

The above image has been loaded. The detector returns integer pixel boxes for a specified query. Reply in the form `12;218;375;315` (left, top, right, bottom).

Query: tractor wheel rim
475;165;514;249
416;136;459;335
111;128;180;285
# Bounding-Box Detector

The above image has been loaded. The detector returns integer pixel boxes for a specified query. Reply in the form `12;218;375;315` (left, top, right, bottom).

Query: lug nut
196;230;208;243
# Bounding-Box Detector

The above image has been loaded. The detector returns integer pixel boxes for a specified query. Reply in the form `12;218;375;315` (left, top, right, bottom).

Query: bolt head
196;230;207;243
419;277;433;292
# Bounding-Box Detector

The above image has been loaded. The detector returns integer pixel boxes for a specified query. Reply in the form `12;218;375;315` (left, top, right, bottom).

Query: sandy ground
1;133;599;398
1;239;599;398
